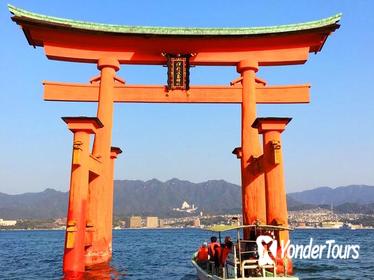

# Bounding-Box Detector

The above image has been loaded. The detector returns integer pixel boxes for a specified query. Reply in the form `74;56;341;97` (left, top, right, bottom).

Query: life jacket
275;247;293;275
213;246;222;267
197;246;209;262
220;247;231;266
208;242;220;258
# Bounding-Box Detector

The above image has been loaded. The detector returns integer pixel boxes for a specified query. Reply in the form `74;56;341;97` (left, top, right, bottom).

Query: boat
192;224;299;280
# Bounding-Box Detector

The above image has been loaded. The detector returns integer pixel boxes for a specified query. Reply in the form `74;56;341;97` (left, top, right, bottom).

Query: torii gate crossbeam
43;82;311;104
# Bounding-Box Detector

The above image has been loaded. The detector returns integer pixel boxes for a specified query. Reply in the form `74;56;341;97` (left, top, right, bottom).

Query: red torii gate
9;5;340;277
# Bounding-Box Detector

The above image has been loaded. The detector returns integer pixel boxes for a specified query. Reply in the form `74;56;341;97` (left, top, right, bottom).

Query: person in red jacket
220;241;233;266
208;236;221;259
196;242;209;269
213;244;222;267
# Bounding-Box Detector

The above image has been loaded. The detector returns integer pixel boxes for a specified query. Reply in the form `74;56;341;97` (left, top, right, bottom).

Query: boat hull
192;259;299;280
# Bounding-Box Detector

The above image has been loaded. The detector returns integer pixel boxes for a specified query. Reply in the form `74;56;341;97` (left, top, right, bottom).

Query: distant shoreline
0;226;201;231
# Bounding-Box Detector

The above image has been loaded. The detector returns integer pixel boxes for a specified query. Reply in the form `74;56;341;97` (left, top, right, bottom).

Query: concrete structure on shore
146;217;159;228
193;218;201;227
129;216;142;228
159;219;165;228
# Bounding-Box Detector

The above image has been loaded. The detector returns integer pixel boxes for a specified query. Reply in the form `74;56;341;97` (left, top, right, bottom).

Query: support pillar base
64;271;85;280
85;245;112;267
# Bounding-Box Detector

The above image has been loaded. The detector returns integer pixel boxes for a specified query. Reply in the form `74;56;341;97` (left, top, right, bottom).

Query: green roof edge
8;4;342;36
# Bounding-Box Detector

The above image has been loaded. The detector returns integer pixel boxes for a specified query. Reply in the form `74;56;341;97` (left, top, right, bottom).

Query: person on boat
208;236;220;259
220;240;233;266
196;242;209;268
213;243;222;274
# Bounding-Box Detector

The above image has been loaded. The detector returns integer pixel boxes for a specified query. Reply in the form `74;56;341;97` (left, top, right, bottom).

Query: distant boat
192;225;299;280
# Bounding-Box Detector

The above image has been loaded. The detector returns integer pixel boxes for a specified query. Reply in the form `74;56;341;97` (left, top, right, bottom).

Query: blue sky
0;1;373;194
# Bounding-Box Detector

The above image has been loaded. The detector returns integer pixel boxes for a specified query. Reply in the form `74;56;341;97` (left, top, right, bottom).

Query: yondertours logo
256;235;360;264
256;235;278;266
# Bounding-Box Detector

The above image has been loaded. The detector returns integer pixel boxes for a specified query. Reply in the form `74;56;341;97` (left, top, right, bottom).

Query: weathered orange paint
253;117;292;275
62;117;102;278
237;59;266;238
88;155;102;177
85;58;120;266
43;82;310;104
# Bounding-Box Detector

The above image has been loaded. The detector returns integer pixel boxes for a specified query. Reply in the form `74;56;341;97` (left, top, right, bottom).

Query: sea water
0;228;373;279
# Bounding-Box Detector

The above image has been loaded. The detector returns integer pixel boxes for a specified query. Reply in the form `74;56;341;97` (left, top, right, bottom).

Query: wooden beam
44;44;309;66
43;82;310;104
88;155;102;176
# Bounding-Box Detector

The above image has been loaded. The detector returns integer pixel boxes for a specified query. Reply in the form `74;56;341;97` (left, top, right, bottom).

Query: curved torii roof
9;5;341;65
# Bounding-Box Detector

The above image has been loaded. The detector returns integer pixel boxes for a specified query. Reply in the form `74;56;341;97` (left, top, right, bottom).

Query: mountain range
1;179;374;219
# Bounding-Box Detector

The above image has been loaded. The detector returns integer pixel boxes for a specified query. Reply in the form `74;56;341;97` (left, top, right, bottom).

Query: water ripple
0;228;373;279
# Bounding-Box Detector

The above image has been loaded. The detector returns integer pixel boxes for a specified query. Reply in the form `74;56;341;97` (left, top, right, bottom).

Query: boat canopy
207;224;292;232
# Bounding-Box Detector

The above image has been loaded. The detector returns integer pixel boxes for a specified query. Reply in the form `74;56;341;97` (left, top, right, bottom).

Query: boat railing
223;240;259;279
238;239;278;277
239;240;259;258
225;243;240;279
197;241;276;279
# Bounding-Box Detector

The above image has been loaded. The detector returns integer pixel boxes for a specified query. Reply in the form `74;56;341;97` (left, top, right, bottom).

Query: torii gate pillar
253;117;292;275
237;59;266;236
62;117;103;278
86;58;120;266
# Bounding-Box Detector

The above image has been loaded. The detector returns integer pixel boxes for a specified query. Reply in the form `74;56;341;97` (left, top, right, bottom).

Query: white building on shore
0;218;17;226
173;201;198;213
